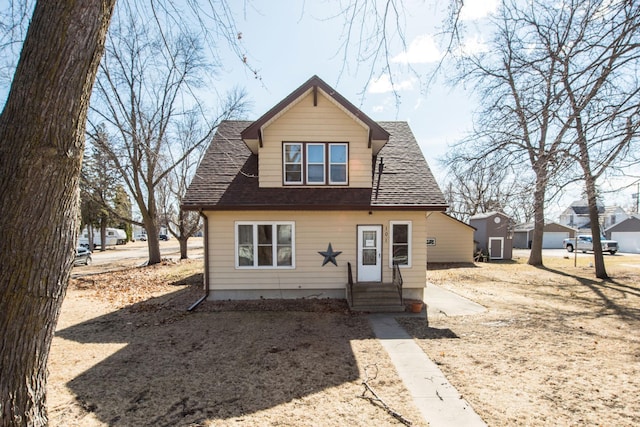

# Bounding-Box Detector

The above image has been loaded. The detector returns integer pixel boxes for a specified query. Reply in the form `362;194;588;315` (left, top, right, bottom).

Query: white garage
606;216;640;254
611;232;640;254
542;232;570;249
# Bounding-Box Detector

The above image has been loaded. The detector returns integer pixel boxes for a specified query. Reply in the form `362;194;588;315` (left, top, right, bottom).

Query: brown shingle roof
182;120;447;211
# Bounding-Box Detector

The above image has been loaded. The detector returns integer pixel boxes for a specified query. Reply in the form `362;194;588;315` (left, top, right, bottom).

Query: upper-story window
283;142;348;185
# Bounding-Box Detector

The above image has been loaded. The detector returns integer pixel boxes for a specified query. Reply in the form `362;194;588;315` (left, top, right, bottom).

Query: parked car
563;235;618;255
159;234;169;241
135;233;147;241
74;247;92;266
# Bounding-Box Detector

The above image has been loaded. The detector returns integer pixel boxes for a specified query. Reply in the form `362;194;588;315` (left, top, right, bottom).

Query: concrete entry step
349;282;404;313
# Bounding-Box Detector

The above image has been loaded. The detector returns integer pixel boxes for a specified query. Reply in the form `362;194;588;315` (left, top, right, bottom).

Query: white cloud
460;0;498;21
459;34;489;55
372;105;385;113
368;74;415;94
391;35;442;64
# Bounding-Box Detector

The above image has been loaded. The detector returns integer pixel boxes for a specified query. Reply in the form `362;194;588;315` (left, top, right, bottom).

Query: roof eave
240;75;389;143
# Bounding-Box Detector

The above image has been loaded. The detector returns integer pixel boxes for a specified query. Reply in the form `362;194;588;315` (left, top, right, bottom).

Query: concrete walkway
368;284;487;427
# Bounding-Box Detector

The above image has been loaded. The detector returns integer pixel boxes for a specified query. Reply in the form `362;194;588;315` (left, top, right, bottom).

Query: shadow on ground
541;267;640;322
395;317;459;339
55;287;372;426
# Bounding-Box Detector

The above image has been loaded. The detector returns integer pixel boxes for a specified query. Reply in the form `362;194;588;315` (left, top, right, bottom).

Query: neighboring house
604;215;640;253
469;212;513;260
183;75;456;310
513;222;576;249
425;212;475;263
558;199;627;231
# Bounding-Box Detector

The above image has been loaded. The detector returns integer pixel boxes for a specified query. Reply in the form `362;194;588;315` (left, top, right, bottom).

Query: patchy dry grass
50;254;640;426
404;254;640;426
50;260;427;426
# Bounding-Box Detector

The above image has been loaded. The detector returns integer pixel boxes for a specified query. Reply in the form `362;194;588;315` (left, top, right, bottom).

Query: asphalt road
513;248;639;258
78;237;204;267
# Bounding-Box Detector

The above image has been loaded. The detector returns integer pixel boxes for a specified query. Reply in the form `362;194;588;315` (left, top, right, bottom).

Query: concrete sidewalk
424;283;486;317
368;284;487;426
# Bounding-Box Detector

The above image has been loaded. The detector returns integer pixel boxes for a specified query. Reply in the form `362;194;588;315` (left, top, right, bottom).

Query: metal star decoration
318;243;342;266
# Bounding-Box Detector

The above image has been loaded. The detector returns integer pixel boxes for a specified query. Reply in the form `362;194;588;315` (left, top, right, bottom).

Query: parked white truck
563;235;618;255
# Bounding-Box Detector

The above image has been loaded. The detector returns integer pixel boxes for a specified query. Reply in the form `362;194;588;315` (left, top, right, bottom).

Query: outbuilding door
357;225;382;282
489;237;504;260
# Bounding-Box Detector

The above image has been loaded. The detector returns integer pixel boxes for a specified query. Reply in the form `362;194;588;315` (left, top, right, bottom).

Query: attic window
283;142;348;185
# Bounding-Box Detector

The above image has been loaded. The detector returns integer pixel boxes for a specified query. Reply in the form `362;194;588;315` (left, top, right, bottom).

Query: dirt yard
49;254;640;426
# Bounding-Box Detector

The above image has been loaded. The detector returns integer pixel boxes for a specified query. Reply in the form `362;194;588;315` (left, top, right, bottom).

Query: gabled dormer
240;75;390;188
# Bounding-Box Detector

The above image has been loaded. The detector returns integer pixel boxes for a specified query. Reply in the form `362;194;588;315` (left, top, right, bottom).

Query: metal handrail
392;262;403;304
347;262;354;306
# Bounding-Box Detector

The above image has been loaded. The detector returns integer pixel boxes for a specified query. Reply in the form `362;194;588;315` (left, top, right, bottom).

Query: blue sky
209;0;640;215
210;0;496;182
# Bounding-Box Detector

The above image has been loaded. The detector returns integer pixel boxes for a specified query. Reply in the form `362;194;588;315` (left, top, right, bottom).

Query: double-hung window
236;222;295;268
283;144;303;184
283;142;348;185
390;221;412;267
329;143;348;184
306;144;325;184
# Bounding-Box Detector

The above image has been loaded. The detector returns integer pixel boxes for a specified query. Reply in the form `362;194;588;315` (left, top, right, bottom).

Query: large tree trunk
0;2;115;426
179;237;189;259
528;168;547;267
141;199;162;265
585;177;608;279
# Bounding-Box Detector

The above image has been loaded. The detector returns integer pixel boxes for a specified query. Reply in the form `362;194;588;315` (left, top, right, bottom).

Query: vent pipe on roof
375;157;384;200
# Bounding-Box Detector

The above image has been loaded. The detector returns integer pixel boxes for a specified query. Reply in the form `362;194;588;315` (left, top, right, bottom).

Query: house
558;199;627;231
425;212;475;263
513;222;576;249
604;215;640;253
469;212;513;260
182;75;460;310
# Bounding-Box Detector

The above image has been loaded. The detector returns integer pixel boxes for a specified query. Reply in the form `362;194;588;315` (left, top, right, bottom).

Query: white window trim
283;142;349;186
235;221;296;269
306;143;326;185
283;143;303;185
328;143;348;185
389;221;412;268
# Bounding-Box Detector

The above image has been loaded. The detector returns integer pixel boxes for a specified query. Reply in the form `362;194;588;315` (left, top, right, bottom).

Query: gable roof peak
240;75;389;150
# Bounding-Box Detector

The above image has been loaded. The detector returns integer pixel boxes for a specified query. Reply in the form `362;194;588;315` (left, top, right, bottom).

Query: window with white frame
329;143;348;184
236;222;295;268
283;142;348;185
283;144;303;184
306;143;325;184
390;221;412;267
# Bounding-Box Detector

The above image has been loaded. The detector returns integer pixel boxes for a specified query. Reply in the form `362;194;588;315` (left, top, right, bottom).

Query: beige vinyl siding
426;212;474;263
205;210;428;295
258;91;372;188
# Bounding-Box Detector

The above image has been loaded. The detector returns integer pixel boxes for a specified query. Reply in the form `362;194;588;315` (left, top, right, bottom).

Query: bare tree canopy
444;0;640;271
0;1;250;424
87;4;249;265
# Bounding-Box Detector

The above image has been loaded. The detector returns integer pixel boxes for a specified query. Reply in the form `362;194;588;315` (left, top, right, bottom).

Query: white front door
357;225;382;282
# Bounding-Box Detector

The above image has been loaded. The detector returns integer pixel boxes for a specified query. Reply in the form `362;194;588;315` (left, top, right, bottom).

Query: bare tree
0;3;117;424
0;1;252;424
447;0;640;275
448;0;606;266
441;153;527;222
88;6;248;265
555;0;640;279
158;113;207;259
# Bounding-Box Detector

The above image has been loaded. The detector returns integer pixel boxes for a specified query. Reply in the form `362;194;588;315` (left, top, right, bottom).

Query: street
74;237;204;272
